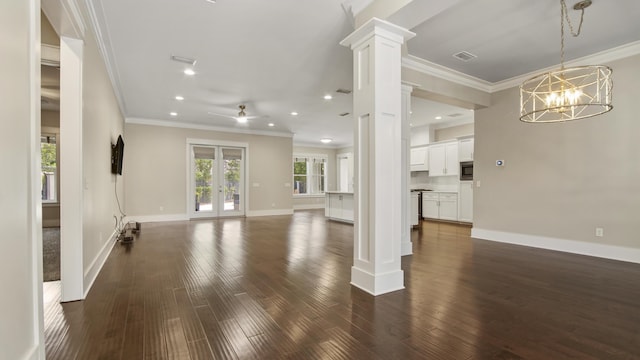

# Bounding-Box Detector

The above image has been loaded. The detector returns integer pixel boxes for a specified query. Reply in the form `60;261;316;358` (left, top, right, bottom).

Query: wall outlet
159;206;164;211
476;180;481;188
284;182;291;187
595;227;604;237
252;182;260;187
271;203;276;207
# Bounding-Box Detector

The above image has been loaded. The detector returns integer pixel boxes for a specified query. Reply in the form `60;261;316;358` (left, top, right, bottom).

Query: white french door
189;144;245;218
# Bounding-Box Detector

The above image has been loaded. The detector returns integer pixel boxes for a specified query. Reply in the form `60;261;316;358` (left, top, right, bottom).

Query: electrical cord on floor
114;175;127;237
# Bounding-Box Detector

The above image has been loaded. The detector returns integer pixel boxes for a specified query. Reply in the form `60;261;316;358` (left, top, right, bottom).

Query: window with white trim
41;133;58;203
293;154;327;195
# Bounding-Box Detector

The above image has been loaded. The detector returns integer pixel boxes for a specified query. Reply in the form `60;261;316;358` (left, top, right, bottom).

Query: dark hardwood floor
44;210;640;359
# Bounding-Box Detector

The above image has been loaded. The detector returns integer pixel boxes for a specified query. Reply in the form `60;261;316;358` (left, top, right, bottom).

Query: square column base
401;241;413;256
351;266;405;296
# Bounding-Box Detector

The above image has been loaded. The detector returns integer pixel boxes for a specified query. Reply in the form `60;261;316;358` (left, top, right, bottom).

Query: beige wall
0;1;41;358
292;146;338;209
474;53;640;250
124;123;293;217
434;123;474;142
41;10;59;46
76;1;125;283
42;109;60;127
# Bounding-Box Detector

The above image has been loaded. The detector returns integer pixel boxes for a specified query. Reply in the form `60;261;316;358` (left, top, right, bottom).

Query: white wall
474;53;640;259
124;123;293;218
0;0;43;359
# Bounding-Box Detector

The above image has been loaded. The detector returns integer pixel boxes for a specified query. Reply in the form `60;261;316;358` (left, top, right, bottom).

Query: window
293;154;327;195
41;134;58;203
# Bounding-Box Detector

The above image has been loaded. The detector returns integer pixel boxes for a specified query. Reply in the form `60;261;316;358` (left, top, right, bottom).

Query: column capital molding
401;84;414;94
340;17;415;49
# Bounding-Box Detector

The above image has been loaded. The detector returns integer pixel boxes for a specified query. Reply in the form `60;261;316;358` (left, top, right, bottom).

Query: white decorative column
401;84;413;256
340;19;415;296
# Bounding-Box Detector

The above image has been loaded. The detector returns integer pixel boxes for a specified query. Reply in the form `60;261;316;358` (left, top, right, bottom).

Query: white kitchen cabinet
422;192;439;219
428;142;458;176
410;146;429;171
458;137;474;162
459;181;473;223
421;191;457;221
439;193;458;221
325;192;354;223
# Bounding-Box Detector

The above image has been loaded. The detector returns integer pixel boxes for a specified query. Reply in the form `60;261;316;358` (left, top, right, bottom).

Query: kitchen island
325;191;354;223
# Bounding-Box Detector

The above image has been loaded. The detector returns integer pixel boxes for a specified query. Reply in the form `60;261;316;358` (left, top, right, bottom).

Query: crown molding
405;40;640;94
492;40;640;92
126;117;294;138
402;55;493;93
84;0;127;115
41;44;60;67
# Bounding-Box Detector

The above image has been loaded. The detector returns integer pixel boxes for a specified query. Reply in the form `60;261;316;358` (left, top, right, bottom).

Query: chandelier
520;0;612;123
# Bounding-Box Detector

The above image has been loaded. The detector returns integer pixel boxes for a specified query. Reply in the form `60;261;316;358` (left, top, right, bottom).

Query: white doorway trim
186;138;249;219
59;36;84;302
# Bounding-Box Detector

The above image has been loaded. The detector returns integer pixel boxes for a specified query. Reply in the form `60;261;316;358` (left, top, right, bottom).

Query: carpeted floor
43;227;60;282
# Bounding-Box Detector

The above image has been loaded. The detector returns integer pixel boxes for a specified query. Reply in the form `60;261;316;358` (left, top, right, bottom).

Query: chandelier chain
560;0;586;69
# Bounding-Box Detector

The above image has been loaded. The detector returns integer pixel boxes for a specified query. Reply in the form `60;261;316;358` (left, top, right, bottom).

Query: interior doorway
189;143;246;218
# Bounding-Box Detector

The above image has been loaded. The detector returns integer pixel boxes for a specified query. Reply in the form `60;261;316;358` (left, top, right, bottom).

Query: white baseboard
293;204;325;210
83;229;118;297
246;209;293;217
471;228;640;264
126;213;189;223
351;266;405;296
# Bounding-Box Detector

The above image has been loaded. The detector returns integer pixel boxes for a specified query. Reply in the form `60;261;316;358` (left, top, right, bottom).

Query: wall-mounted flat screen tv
111;135;124;175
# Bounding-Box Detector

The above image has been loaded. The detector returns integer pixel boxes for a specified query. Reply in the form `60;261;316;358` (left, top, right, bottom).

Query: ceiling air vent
336;88;352;94
452;51;477;62
339;112;350;117
447;113;464;118
170;55;197;66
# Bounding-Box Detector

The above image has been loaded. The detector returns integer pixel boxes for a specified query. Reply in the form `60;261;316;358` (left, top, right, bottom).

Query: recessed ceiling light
290;111;298;116
435;116;442;120
206;0;216;3
184;68;195;76
321;138;332;144
268;123;275;127
175;95;184;101
170;112;178;116
323;94;332;100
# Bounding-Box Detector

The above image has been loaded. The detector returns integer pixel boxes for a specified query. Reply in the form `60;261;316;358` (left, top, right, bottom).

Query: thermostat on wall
496;160;505;166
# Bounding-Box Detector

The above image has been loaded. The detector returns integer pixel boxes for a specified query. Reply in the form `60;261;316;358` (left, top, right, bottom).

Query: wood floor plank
43;211;640;359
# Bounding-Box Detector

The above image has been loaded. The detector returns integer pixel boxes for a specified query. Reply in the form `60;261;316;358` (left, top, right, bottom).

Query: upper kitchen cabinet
410;146;429;171
458;137;474;162
428;141;458;176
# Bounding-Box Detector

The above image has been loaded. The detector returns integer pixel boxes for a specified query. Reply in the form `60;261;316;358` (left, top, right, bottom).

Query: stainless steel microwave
460;161;473;180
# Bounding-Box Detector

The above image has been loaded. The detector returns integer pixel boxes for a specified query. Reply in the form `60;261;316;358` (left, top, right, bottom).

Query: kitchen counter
325;192;354;223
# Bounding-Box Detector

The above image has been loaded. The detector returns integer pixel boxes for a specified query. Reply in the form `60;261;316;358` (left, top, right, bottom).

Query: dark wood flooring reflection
44;211;640;359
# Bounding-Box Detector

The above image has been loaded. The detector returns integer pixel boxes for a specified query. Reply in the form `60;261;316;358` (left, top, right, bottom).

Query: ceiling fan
208;104;266;124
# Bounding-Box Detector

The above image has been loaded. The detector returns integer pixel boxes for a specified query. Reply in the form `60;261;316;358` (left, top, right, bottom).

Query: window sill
42;202;60;207
293;194;325;198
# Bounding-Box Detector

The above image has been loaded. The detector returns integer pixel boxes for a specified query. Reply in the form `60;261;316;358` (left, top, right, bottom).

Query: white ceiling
88;0;640;147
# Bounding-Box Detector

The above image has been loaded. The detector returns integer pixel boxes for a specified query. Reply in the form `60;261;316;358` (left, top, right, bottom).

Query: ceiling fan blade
207;111;237;120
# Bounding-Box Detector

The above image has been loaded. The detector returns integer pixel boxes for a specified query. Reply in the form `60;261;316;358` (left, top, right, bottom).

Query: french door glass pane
194;146;215;213
222;148;242;212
